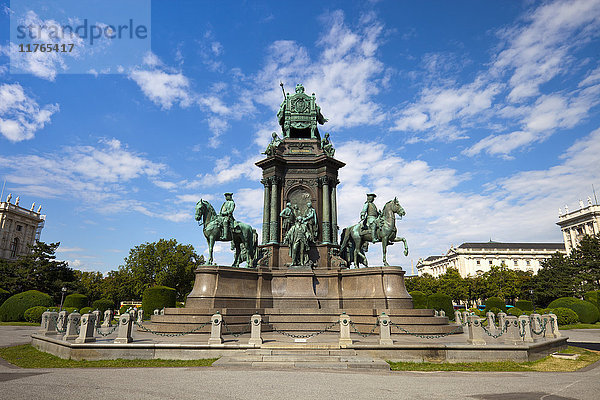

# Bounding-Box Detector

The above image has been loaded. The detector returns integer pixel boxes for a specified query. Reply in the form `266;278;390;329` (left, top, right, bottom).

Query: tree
570;234;600;292
531;252;578;307
405;273;439;296
73;270;104;303
482;264;524;302
120;239;202;301
438;267;468;304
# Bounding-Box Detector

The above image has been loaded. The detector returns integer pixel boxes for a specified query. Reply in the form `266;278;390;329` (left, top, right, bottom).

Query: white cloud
0;83;58;142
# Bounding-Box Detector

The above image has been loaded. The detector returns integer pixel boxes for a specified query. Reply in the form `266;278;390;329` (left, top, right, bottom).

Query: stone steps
212;348;390;370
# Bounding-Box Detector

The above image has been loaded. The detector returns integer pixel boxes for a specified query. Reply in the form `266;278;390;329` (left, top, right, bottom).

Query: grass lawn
0;345;218;368
0;321;39;326
388;346;600;372
559;322;600;330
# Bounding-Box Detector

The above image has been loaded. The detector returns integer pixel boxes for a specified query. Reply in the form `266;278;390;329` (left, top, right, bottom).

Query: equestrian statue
195;193;258;267
340;194;409;268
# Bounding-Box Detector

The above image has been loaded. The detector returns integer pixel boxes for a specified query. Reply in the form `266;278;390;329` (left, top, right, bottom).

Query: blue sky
1;0;599;274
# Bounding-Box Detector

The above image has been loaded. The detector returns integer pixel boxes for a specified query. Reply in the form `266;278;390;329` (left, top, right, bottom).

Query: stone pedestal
63;312;80;341
248;314;262;347
114;313;133;344
75;313;96;343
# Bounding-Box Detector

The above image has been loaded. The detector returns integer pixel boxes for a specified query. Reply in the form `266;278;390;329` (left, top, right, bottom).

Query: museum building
416;241;566;278
0;194;45;260
556;197;600;254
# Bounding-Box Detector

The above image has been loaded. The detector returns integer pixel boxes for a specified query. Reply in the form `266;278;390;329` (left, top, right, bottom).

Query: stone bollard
92;310;102;328
497;312;507;336
378;312;393;345
440;309;446;317
339;313;353;347
248;314;262;347
485;312;497;336
75;313;96;343
502;316;521;345
40;311;59;336
137;309;144;323
102;309;113;327
455;310;463;325
208;312;223;345
530;313;544;341
129;308;137;321
154;309;160;315
114;312;133;344
462;311;470;323
160;308;165;315
63;312;81;341
434;310;439;316
467;315;486;345
518;315;533;342
546;313;561;338
57;310;69;333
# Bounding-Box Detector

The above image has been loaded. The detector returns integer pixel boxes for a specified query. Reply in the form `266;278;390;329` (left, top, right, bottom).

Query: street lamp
59;287;67;312
529;289;536;313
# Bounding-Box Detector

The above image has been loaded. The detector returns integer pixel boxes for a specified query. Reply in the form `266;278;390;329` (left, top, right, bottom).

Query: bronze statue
361;193;380;242
321;132;335;157
301;201;317;239
219;192;235;240
279;201;295;235
195;198;258;267
263;132;283;156
284;220;312;266
340;197;409;268
277;83;327;139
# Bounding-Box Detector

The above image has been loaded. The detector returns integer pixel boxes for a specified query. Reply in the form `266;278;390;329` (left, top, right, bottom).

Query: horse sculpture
195;199;258;267
340;197;409;268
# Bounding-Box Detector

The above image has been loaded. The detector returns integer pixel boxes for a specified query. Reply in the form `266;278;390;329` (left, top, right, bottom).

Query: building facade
0;194;45;260
416;242;566;278
557;198;600;254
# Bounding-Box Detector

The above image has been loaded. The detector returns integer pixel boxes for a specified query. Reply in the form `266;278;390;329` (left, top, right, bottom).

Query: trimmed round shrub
79;307;93;315
24;306;55;323
484;297;507;313
488;307;501;316
63;293;88;310
583;291;600;313
548;297;600;324
0;290;54;321
409;291;428;309
92;299;114;313
507;307;523;317
515;300;533;311
551;307;579;326
142;286;176;314
0;288;10;306
427;293;454;319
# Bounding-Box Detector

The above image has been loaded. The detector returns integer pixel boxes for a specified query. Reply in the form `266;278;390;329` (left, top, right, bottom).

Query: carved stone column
321;177;331;244
331;180;338;244
269;177;280;244
261;178;270;245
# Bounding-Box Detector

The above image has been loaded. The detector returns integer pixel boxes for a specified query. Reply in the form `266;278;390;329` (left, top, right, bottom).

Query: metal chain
221;319;252;337
349;320;379;337
390;321;463;339
530;317;548;336
134;320;211;337
96;324;119;337
479;320;510;338
272;321;340;339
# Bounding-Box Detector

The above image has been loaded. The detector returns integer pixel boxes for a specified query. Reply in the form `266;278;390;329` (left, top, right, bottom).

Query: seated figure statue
277;83;327;139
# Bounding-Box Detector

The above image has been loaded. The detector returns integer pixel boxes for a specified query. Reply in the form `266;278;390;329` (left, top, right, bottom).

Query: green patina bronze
277;83;327;139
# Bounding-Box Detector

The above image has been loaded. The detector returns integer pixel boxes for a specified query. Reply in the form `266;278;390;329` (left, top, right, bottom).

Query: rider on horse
219;193;235;240
361;193;381;242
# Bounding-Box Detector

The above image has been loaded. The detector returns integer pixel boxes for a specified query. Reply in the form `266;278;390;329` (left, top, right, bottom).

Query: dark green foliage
484;297;507;313
0;288;10;305
437;268;468;303
24;306;52;323
142;286;176;313
515;300;533;311
551;307;579;325
409;291;428;309
548;297;599;324
0;290;53;321
532;253;578;306
583;291;600;313
570;234;600;292
79;307;93;315
427;293;454;319
72;270;104;304
488;307;501;315
405;274;439;296
92;299;114;313
507;307;523;317
119;305;129;314
63;293;88;310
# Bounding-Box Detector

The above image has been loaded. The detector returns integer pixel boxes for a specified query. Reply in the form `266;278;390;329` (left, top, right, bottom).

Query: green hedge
551;307;579;325
515;300;533;311
484;297;507;313
142;286;176;314
79;307;93;315
63;293;88;310
0;288;10;306
409;291;428;309
92;299;114;313
548;297;599;324
583;291;600;313
24;306;57;323
507;307;523;317
0;290;54;321
427;293;454;319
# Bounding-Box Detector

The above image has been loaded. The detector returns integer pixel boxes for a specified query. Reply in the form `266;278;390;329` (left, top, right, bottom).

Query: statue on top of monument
219;192;236;240
263;132;283;156
321;132;335;157
277;83;327;139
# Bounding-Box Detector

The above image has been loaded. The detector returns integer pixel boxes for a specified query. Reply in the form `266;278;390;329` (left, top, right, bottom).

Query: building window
514;260;518;266
16;225;22;232
476;260;480;265
526;260;531;266
489;260;493;265
10;237;19;258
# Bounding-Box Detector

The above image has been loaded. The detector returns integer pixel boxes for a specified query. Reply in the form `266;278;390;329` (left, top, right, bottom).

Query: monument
151;83;458;335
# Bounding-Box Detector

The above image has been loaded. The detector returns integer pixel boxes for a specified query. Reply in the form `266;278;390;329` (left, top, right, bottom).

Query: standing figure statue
280;202;295;236
284;220;312;267
361;193;381;242
219;193;235;240
301;202;317;239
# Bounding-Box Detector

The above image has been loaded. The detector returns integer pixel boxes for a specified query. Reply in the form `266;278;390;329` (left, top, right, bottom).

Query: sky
1;0;599;275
